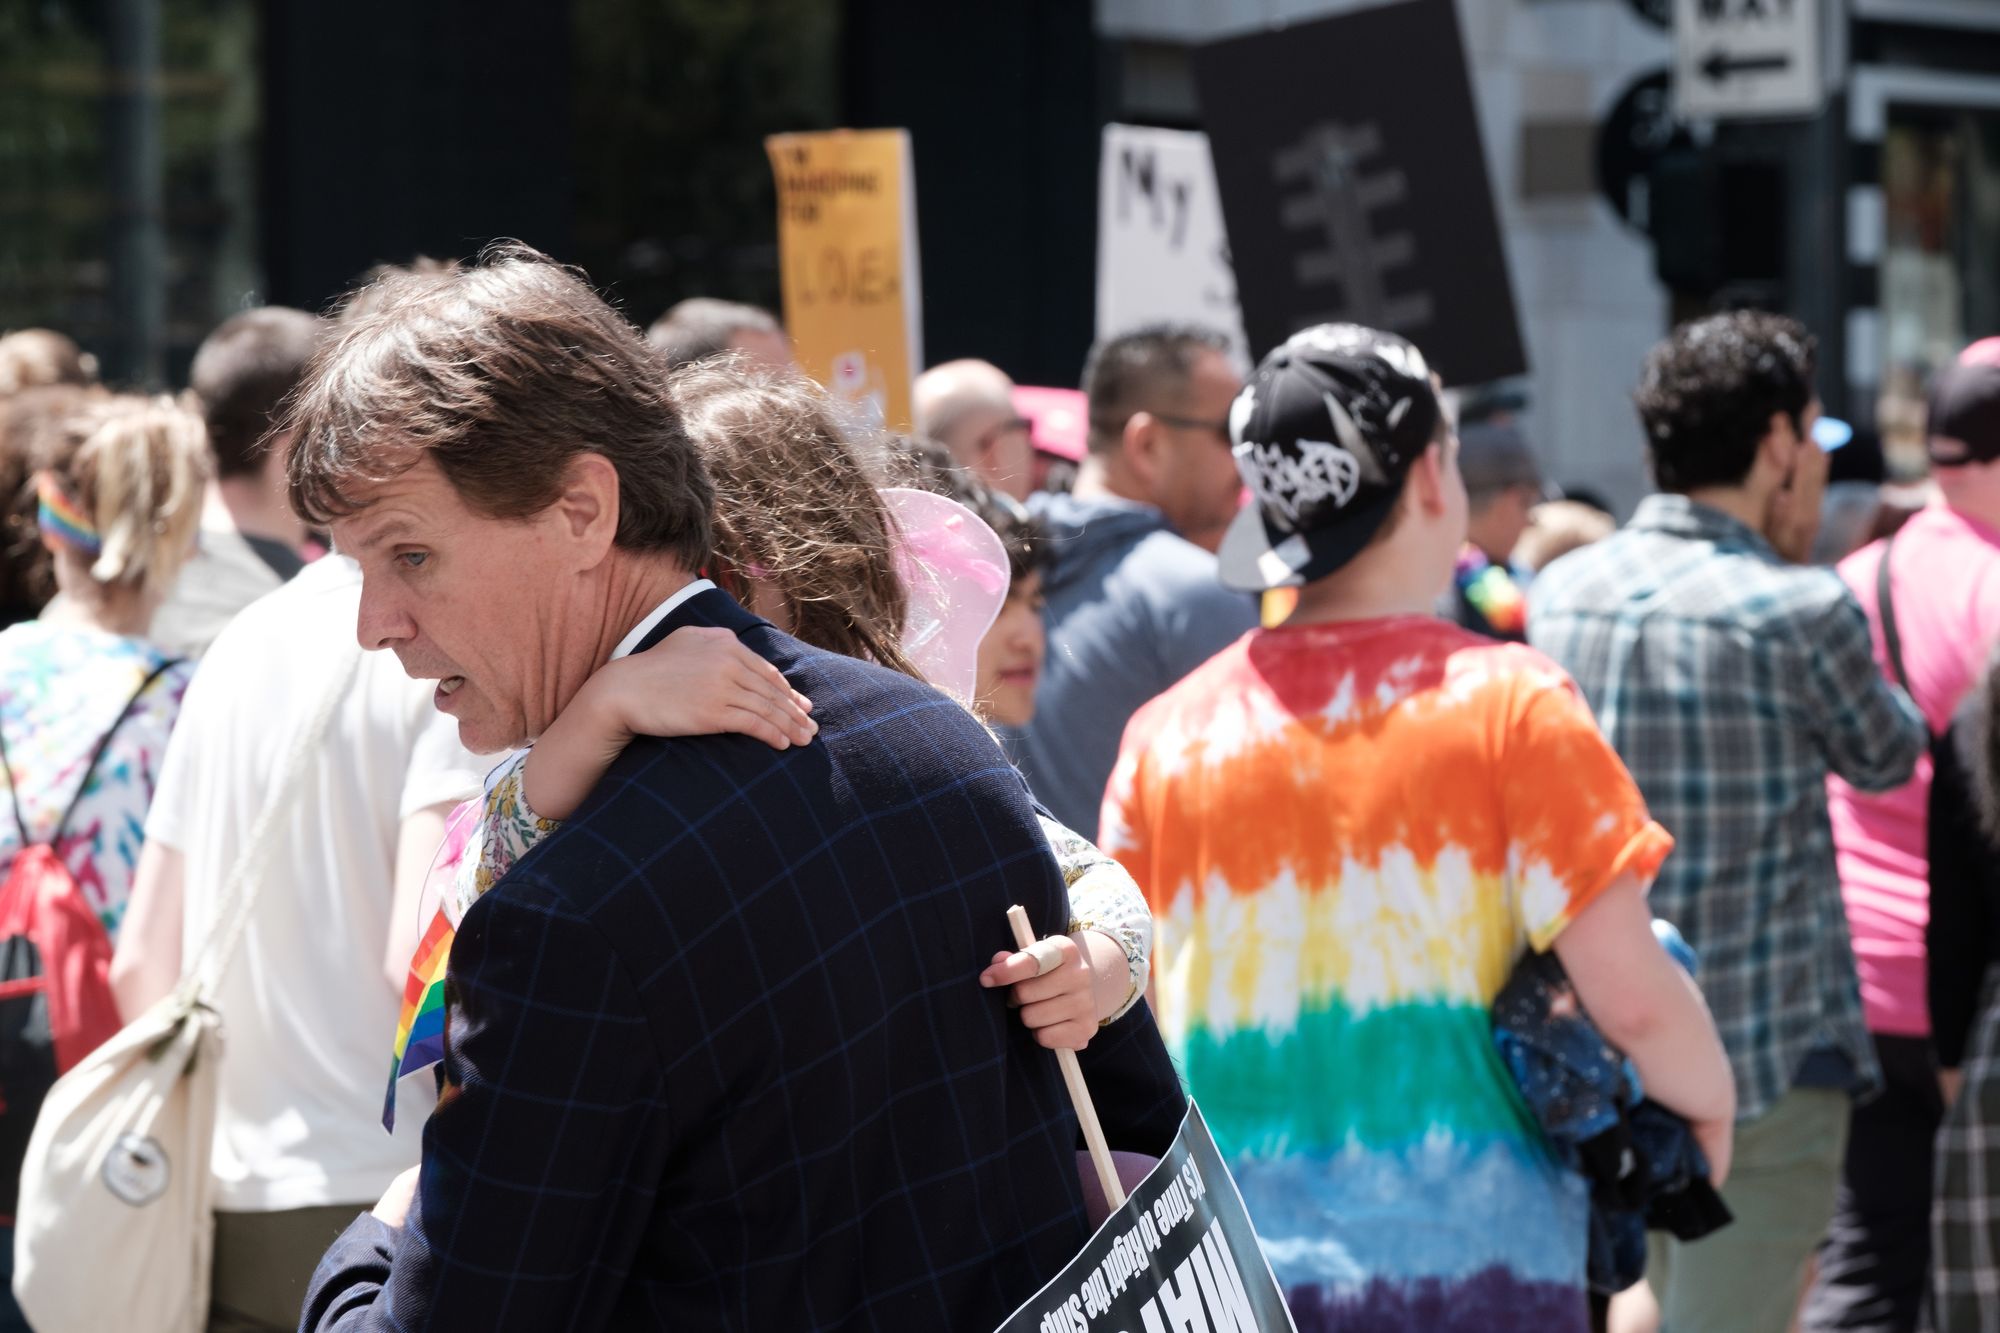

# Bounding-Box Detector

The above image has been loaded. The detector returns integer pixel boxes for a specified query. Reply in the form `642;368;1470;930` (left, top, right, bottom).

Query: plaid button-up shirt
1529;495;1926;1121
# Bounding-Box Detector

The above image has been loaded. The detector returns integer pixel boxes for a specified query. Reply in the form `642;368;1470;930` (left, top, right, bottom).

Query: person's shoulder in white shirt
120;555;484;1212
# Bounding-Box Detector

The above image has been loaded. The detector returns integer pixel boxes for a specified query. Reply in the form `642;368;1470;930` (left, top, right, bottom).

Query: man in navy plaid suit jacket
287;247;1182;1331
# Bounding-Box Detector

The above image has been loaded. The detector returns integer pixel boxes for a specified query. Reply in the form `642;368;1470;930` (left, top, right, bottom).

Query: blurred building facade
1097;0;2000;505
3;0;1997;509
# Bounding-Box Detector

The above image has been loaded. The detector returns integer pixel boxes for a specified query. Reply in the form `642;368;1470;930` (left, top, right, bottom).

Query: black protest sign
1192;0;1527;383
995;1103;1296;1333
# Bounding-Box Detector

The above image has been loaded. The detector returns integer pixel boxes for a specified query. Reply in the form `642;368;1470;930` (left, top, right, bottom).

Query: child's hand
596;626;816;750
526;629;816;823
372;1165;421;1228
980;932;1121;1051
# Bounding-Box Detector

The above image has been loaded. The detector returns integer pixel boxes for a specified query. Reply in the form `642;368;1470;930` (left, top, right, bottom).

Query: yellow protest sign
766;129;923;433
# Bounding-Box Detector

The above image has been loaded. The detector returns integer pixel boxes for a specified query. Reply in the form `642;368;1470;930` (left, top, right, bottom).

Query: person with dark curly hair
1530;310;1928;1333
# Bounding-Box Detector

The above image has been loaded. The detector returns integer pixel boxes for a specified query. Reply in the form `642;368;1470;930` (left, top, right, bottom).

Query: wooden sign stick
1007;904;1127;1211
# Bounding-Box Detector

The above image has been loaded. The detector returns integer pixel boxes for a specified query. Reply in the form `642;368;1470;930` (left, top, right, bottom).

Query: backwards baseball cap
1927;359;2000;466
1217;324;1442;592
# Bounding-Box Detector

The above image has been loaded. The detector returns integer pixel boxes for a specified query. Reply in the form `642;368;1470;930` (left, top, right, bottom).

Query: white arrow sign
1674;0;1824;120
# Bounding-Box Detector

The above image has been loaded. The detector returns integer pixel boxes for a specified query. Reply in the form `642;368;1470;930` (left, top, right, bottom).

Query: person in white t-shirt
110;555;483;1333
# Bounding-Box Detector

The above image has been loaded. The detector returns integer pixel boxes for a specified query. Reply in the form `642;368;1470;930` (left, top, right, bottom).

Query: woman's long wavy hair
669;361;921;681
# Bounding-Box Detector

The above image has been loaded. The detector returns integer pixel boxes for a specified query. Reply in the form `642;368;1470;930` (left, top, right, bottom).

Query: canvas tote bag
12;644;359;1333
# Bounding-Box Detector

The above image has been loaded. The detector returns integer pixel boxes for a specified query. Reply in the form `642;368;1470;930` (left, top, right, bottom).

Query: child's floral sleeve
453;750;561;921
1039;812;1151;1022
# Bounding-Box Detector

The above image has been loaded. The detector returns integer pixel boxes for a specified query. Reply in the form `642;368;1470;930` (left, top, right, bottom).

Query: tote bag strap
175;643;362;1010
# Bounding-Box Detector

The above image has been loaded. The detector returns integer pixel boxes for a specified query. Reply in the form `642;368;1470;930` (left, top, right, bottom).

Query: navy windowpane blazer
302;587;1182;1332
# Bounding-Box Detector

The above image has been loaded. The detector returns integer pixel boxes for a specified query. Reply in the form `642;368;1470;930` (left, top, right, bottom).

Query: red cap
1010;385;1087;463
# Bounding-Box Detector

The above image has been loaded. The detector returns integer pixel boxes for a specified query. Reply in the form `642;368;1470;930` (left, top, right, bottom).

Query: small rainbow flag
383;907;454;1131
382;797;481;1132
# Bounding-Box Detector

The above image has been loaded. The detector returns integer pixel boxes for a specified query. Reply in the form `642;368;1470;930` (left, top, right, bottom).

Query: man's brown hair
330;256;462;326
190;306;326;478
285;243;713;571
1080;322;1230;455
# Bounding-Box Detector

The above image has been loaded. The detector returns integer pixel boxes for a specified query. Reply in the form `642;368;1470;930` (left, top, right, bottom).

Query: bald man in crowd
913;359;1035;501
646;299;793;373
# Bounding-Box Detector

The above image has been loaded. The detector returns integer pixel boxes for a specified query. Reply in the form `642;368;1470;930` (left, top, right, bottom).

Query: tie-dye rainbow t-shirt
1101;615;1672;1332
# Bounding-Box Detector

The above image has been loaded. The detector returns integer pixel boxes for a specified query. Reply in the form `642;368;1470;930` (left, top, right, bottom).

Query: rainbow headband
36;475;100;557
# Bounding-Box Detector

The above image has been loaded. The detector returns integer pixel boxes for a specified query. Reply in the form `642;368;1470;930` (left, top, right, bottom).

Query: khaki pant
1648;1087;1850;1333
208;1204;367;1333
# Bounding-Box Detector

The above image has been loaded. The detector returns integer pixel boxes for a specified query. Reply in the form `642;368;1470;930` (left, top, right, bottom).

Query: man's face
944;406;1036;502
1767;398;1829;563
1469;482;1536;565
332;456;600;753
1152;348;1246;549
728;326;794;372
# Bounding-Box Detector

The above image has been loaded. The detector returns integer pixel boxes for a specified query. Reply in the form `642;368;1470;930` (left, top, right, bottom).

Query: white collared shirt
611;578;717;662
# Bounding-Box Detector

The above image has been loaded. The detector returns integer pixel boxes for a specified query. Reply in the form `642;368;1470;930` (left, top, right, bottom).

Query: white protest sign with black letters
1097;125;1250;373
1674;0;1824;119
994;1103;1297;1333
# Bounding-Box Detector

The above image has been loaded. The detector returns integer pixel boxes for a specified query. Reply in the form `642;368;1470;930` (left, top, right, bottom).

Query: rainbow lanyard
1455;546;1527;635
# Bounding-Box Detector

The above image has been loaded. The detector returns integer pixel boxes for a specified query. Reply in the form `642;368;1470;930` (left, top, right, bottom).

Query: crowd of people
1;242;1998;1333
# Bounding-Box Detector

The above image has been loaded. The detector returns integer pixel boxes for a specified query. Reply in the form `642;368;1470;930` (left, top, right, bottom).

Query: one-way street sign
1674;0;1824;120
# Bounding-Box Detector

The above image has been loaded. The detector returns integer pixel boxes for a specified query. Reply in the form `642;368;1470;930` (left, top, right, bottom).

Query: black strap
1878;529;1910;692
0;657;181;851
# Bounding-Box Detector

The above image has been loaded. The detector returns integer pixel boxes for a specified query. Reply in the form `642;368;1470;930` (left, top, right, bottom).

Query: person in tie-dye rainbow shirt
1101;325;1734;1332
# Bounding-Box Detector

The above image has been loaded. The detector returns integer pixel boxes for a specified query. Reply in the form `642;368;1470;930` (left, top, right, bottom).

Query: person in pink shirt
1806;348;2000;1333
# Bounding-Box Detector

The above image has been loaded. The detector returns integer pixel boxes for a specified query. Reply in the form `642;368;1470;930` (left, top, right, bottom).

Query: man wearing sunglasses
1006;323;1257;841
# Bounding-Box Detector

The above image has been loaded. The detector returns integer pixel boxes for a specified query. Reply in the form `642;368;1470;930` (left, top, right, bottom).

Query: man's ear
1756;410;1806;484
1123;412;1164;488
552;452;623;569
1407;442;1448;517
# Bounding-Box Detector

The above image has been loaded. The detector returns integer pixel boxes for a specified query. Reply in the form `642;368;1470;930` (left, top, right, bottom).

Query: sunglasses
1089;412;1233;443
